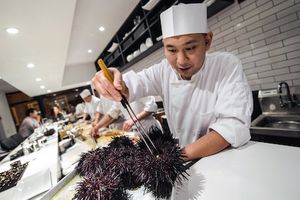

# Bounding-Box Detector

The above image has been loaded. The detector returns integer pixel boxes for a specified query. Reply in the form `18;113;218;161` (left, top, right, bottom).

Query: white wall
0;91;17;138
123;0;300;91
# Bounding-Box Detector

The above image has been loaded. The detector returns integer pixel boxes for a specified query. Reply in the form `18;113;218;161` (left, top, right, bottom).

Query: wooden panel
6;92;33;105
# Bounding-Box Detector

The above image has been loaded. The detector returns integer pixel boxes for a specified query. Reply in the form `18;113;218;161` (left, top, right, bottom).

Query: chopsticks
97;59;159;156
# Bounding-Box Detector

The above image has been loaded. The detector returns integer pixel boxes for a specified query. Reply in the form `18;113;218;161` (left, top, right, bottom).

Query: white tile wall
123;0;300;90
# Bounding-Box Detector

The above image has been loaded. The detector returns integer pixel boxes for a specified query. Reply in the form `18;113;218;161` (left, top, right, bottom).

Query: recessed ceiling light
40;85;45;89
88;49;93;53
35;77;42;82
6;27;19;34
47;89;51;93
27;63;35;68
99;26;105;32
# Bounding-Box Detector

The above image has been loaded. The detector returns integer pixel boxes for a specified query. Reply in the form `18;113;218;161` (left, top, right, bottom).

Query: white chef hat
80;89;91;99
160;3;208;39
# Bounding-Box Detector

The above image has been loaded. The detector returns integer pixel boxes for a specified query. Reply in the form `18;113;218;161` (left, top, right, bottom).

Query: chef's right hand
92;67;128;102
90;126;99;137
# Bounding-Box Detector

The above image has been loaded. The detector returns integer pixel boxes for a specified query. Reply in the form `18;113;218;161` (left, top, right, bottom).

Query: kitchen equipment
126;54;134;62
140;43;147;52
145;37;153;47
97;59;159;155
133;49;141;57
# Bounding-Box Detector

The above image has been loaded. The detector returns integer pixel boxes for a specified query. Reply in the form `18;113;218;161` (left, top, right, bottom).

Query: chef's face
163;32;212;80
83;95;92;103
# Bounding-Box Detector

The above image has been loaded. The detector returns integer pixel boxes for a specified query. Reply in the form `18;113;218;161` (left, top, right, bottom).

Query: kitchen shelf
95;0;234;70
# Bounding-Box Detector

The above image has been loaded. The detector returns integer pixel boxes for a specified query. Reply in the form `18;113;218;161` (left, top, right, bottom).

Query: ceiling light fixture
27;63;35;68
35;77;42;82
40;85;45;89
47;89;51;93
6;27;19;34
88;49;93;53
99;26;105;32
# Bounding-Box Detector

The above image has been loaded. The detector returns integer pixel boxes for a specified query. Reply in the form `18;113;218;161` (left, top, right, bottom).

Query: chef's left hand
123;119;134;131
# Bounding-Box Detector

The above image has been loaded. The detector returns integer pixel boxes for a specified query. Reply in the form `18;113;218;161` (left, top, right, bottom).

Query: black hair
26;108;36;116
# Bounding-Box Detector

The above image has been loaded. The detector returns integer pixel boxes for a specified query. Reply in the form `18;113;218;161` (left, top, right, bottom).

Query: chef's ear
205;31;213;50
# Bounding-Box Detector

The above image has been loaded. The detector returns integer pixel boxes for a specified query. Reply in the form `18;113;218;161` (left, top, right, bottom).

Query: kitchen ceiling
0;0;139;97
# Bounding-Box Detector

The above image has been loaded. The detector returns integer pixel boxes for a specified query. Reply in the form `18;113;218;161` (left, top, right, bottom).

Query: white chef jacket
83;96;101;120
123;52;253;147
107;96;159;132
75;103;85;115
96;96;114;115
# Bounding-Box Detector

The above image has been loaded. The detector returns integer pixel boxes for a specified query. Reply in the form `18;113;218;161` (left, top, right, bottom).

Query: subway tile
280;20;300;32
256;0;273;6
261;14;277;26
240;0;257;8
244;65;272;74
249;77;275;85
223;28;246;41
283;34;300;46
287;49;300;59
237;27;263;42
213;27;234;40
210;16;231;31
259;0;294;19
212;27;221;35
216;3;240;21
276;3;300;18
214;39;236;50
239;45;253;54
231;2;256;19
208;17;218;26
269;43;300;57
290;65;300;72
244;1;273;19
273;0;289;6
226;39;250;51
261;82;279;90
250;84;262;90
246;20;263;32
243;62;255;69
293;79;300;86
275;72;300;81
255;54;287;66
211;37;223;47
252;41;283;55
272;57;300;69
247;73;259;80
266;27;300;44
242;52;269;63
263;13;297;31
258;67;289;78
221;16;243;31
251;28;280;43
237;51;252;59
250;40;267;49
239;15;260;30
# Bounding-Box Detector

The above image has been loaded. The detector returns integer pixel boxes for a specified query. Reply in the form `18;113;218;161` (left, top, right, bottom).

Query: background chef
91;96;159;136
92;3;253;161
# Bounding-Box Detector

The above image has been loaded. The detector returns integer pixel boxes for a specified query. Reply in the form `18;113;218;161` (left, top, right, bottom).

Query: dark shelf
96;0;235;71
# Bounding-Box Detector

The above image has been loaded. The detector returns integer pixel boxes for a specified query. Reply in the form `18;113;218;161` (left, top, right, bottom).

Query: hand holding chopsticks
95;59;159;156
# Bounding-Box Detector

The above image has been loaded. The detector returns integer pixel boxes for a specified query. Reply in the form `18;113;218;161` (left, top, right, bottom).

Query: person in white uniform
75;102;85;116
91;96;159;136
92;3;253;161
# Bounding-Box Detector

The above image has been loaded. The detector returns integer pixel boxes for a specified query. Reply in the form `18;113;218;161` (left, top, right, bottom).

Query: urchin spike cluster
74;127;188;200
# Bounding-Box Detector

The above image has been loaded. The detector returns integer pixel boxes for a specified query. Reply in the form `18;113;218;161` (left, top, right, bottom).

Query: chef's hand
91;121;97;127
92;68;129;102
180;147;189;161
122;119;134;131
90;126;99;137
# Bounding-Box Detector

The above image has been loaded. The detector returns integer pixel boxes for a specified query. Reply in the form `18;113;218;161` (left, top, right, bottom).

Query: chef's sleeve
106;102;121;119
123;60;166;103
141;96;158;113
209;60;253;147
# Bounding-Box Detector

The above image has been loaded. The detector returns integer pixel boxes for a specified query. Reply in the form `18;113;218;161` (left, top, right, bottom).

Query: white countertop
172;141;300;200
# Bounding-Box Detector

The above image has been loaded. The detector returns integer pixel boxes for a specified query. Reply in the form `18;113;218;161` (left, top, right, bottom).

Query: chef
91;96;159;136
92;3;253;161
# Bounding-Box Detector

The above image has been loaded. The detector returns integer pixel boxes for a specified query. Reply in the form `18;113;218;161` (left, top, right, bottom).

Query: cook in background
92;3;253;161
75;102;85;117
91;96;159;136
